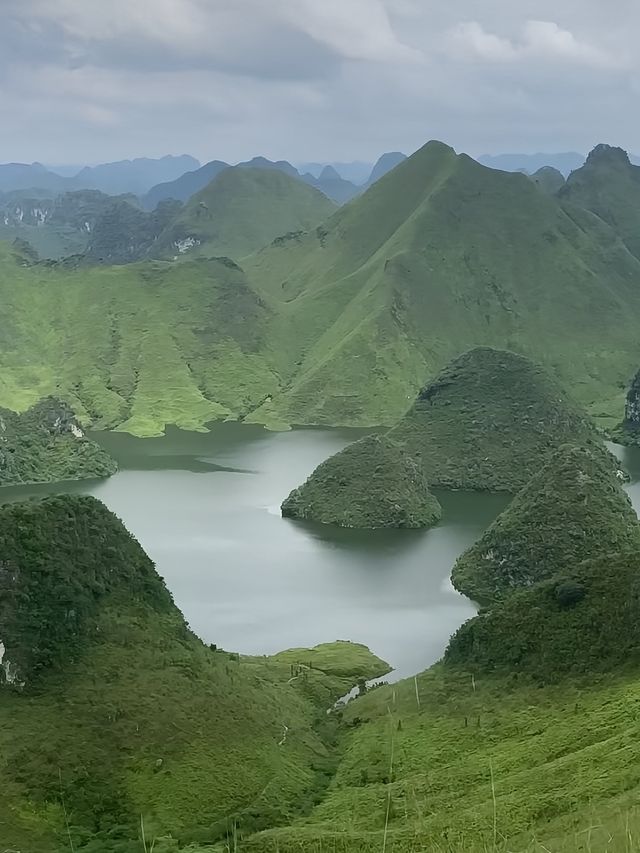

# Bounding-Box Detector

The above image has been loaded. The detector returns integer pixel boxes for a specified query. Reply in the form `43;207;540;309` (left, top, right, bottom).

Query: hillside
451;444;639;604
0;243;280;436
560;143;640;260
0;494;388;852
0;397;117;485
244;141;640;430
478;150;585;175
281;433;442;528
152;166;336;260
387;348;609;491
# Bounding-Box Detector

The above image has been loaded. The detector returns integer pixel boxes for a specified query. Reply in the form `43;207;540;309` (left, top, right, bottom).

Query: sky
2;0;639;165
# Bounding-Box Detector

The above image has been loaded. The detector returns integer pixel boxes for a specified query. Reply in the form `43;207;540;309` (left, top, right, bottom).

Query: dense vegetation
0;495;389;852
388;347;608;491
0;397;117;485
447;550;640;680
282;434;442;528
450;444;639;603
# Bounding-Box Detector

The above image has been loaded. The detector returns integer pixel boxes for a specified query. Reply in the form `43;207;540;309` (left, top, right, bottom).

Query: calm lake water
7;427;637;680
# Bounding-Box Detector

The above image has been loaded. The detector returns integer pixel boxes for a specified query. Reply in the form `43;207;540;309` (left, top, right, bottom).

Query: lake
7;425;630;681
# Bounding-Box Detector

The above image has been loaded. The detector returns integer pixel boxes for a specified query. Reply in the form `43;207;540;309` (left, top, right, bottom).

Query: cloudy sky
3;0;638;165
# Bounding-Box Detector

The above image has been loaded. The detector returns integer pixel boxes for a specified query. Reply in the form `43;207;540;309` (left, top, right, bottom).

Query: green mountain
447;549;640;681
0;494;388;852
451;444;639;604
0;189;141;260
85;198;182;264
559;143;640;259
281;433;442;528
5;140;640;436
0;397;117;485
152;167;336;260
387;347;608;491
244;141;640;431
529;165;565;193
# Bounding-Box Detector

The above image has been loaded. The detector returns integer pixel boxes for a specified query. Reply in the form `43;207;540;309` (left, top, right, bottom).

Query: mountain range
2;140;640;436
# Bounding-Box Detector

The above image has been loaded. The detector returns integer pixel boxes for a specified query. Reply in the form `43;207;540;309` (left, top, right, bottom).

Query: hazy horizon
3;1;639;165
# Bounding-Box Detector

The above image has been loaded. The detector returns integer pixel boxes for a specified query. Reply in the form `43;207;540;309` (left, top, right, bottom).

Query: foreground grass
239;665;640;852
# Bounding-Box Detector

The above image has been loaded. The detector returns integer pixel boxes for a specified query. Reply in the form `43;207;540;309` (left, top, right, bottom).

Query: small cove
3;426;638;681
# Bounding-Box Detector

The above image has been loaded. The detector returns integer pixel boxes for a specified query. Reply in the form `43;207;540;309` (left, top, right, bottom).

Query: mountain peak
319;165;342;181
586;143;631;167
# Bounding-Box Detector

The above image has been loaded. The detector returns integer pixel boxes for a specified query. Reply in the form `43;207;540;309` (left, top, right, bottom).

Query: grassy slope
245;141;640;429
244;665;640;853
387;347;609;492
153;167;336;261
282;434;442;528
0;495;389;852
0;246;280;436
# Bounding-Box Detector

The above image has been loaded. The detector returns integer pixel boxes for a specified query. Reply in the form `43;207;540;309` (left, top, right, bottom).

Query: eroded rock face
623;370;640;431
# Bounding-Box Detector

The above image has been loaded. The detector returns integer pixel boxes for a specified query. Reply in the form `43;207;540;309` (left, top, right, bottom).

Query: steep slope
0;397;117;485
85;198;181;264
451;444;639;604
560;143;640;259
143;159;230;209
0;189;135;259
0;495;388;852
0;161;68;192
387;348;609;491
365;151;407;185
0;243;279;436
153;167;336;260
613;366;640;444
245;140;640;429
282;433;442;528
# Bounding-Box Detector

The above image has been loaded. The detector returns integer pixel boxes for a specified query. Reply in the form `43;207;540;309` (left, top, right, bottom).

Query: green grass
240;665;640;853
282;434;442;528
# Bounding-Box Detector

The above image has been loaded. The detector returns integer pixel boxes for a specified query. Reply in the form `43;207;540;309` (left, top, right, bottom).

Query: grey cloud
0;0;639;164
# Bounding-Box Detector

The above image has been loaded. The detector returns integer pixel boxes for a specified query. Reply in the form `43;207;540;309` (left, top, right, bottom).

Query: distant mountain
529;165;565;194
70;154;199;195
365;151;407;186
0;155;199;197
86;197;182;264
478;151;586;176
559;143;640;260
300;165;360;203
297;160;374;184
0;188;140;259
152;166;336;260
235;155;300;177
0;162;68;193
142;159;229;209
